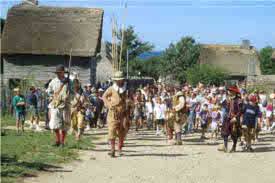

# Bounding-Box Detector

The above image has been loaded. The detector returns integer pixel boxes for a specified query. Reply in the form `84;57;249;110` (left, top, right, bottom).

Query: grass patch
1;127;96;183
1;114;15;127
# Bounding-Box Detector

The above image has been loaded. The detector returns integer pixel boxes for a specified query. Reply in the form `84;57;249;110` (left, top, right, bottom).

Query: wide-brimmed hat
175;91;184;97
112;71;125;81
54;64;68;73
227;86;240;94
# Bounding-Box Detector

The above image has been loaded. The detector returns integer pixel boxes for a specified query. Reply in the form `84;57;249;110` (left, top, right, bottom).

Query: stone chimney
241;39;251;49
23;0;39;6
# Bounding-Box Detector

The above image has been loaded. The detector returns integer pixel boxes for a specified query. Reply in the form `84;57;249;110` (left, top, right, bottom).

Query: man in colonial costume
70;78;86;141
102;71;129;157
219;86;242;153
47;65;72;147
172;91;186;145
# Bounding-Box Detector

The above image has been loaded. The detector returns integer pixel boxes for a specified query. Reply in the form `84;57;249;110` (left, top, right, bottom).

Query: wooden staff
119;1;128;71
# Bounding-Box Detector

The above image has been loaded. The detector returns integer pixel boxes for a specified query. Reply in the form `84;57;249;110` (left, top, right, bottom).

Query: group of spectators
11;79;275;151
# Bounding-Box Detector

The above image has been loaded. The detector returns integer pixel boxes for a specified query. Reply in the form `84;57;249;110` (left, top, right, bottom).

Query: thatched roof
199;44;261;76
1;3;104;57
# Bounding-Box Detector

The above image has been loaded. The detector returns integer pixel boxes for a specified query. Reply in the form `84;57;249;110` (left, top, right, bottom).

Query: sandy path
26;128;275;183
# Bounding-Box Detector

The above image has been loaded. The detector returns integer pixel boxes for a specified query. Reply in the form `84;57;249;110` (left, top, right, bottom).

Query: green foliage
246;84;272;94
119;26;154;61
185;64;229;86
259;46;275;75
161;37;201;83
1;118;95;183
106;25;154;72
128;56;162;80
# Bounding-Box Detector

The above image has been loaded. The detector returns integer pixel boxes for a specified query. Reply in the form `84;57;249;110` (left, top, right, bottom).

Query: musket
67;48;72;95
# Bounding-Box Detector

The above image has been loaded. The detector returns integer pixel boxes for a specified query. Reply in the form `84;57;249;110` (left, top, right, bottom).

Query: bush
259;46;275;75
185;64;229;86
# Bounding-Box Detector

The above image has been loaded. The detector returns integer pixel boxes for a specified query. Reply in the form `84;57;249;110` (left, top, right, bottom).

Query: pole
127;49;129;79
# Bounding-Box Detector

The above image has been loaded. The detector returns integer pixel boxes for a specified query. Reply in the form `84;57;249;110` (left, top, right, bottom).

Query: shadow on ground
123;153;188;157
1;155;71;179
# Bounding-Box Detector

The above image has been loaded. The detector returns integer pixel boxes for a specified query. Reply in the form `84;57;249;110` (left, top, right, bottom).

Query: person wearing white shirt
145;97;154;129
154;97;167;135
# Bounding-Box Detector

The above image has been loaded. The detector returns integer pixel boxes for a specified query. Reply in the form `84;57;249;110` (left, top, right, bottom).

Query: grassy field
1;115;96;183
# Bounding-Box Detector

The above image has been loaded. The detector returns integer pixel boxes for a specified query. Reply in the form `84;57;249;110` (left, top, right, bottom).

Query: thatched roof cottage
199;41;261;80
1;1;108;88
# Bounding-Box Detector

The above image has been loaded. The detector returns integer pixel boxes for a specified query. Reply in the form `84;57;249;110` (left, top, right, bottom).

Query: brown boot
108;139;116;157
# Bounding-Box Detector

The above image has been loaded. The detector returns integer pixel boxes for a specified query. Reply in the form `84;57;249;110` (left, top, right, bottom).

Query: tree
106;25;154;72
161;36;201;83
259;46;275;75
1;18;5;34
185;64;229;86
128;56;162;80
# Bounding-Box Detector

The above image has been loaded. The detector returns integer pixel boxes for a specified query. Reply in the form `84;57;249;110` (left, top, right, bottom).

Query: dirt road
26;128;275;183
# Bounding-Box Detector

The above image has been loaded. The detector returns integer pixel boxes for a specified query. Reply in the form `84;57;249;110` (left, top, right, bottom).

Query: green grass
1;114;15;127
1;116;96;183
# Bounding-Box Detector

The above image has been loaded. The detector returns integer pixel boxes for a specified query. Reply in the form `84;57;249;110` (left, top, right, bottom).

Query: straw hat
175;91;184;97
112;71;125;81
13;88;20;92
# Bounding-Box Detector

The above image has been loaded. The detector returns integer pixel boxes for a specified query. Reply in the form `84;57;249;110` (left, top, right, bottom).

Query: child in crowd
242;95;260;152
145;97;154;129
194;102;201;131
210;105;221;141
27;86;41;131
85;105;94;131
12;88;26;133
200;103;210;140
154;97;167;136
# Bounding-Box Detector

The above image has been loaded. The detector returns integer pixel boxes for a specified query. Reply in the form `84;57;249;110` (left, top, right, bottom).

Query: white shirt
154;103;166;120
46;78;63;96
145;102;153;114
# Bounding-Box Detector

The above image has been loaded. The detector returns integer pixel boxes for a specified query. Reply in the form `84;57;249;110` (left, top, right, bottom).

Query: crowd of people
11;64;275;157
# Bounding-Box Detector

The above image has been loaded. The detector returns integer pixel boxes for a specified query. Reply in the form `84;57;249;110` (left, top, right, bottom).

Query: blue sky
1;0;275;50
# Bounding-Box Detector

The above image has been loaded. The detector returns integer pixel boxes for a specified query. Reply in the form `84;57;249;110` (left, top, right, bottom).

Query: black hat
55;64;66;73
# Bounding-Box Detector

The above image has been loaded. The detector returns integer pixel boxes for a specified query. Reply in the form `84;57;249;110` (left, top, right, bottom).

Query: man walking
102;71;129;157
47;65;71;147
172;91;186;145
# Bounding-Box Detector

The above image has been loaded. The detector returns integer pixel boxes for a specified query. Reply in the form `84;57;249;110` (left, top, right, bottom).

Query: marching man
47;65;72;147
102;71;129;157
172;91;186;145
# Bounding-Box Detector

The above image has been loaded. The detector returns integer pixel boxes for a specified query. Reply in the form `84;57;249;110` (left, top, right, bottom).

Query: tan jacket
102;85;127;122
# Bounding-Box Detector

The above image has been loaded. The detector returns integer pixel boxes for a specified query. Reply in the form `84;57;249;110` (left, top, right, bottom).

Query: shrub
185;64;229;86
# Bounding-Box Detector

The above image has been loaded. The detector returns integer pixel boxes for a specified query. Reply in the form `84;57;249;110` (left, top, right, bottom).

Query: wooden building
1;1;104;87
